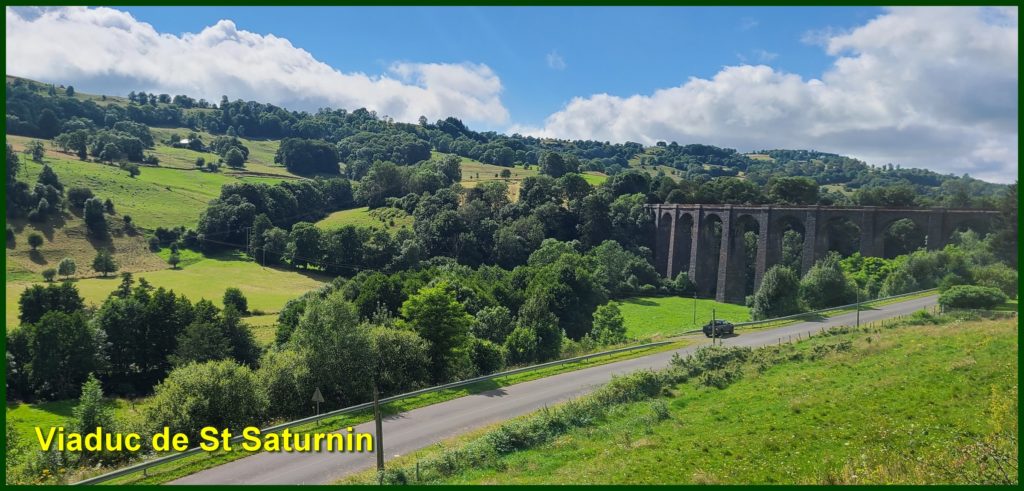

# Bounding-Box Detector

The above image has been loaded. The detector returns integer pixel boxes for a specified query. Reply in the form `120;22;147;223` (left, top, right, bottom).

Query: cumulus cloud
5;6;509;125
524;7;1018;182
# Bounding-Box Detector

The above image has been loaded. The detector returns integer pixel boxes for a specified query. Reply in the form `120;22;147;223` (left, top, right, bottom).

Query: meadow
5;251;327;329
315;206;413;233
616;296;751;338
360;315;1017;484
9;138;286;229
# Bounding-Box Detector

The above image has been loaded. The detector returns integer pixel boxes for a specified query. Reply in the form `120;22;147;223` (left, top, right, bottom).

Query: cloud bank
518;7;1018;182
5;7;1018;182
5;7;509;125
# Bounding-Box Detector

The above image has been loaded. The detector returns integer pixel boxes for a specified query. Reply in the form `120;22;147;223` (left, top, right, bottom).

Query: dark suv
702;319;735;338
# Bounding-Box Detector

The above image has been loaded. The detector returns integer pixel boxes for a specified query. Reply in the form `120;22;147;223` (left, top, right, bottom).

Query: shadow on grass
620;298;659;307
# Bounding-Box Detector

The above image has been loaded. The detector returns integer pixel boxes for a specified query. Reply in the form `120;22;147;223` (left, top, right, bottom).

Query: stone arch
943;215;994;246
723;213;762;303
818;215;862;257
671;212;695;278
768;214;806;272
693;212;724;298
879;217;927;258
654;211;674;276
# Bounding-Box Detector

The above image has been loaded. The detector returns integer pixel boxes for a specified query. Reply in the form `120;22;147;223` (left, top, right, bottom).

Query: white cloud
524;7;1019;183
546;50;566;70
5;7;509;125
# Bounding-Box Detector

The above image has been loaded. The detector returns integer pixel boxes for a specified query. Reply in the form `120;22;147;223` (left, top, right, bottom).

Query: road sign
311;388;325;403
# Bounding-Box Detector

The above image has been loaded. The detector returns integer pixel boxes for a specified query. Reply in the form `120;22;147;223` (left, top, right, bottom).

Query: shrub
504;326;537;365
971;263;1018;298
143;360;267;441
469;337;507;375
799;253;857;309
41;268;56;282
589;302;627;345
939;285;1007;310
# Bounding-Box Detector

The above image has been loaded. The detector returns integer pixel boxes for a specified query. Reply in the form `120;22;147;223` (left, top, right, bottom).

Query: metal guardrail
73;340;674;485
731;288;938;329
671;288;938;336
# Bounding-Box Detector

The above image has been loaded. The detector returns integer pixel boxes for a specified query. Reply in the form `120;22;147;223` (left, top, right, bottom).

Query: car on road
702;319;735;337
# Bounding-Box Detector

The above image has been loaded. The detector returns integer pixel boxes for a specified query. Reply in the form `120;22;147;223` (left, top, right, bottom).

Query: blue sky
118;6;881;128
5;6;1018;182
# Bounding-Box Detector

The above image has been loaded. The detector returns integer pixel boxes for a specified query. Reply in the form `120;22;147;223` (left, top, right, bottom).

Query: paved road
172;295;937;485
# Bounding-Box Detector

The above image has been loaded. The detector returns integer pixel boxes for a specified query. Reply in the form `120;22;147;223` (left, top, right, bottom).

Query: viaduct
648;204;1000;304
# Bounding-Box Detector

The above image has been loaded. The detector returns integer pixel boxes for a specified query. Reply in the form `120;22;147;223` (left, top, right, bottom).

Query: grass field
9;138;286;230
5;214;164;285
616;296;751;338
314;206;413;233
364;315;1017;484
5;397;148;444
6;251;327;329
146;128;293;177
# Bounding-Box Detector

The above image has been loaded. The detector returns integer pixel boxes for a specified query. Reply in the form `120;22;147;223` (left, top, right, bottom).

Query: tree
223;287;249;314
72;374;115;462
17;282;85;325
27;232;43;251
469;337;506;375
22;311;102;400
57;257;77;279
539;152;567;178
143;360;267;442
516;295;562;362
65;86;75;97
472;305;514;343
751;265;801;320
504;326;538;365
168;251;181;269
67;187;95;209
799;252;857;309
24;140;45;162
225;147;245;168
84;198;108;237
589;302;627;345
195;157;206;169
289;291;373;407
169;320;231;366
274;138;339;175
42;268;56;282
368;326;431;395
765;177;819;205
400;282;473;383
103;198;115;214
92;249;118;277
285;222;321;268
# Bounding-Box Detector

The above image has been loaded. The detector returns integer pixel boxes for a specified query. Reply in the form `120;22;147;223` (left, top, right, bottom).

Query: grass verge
95;339;688;485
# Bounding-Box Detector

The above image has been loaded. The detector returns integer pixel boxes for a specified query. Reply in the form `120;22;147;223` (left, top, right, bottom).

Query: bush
470;337;507;375
799;253;857;309
589;302;626;345
939;285;1007;310
504;326;537;365
143;360;267;441
41;268;56;282
971;263;1018;298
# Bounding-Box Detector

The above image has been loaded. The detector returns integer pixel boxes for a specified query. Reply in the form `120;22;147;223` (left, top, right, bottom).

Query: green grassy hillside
315;206;413;233
355;315;1017;484
617;296;750;338
5;251;327;329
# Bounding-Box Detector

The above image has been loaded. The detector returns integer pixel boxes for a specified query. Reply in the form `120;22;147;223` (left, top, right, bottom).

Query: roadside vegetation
346;311;1017;485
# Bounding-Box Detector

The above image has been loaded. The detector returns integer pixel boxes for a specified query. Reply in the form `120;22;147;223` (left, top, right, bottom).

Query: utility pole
373;382;384;475
712;308;717;345
693;291;698;327
856;289;861;329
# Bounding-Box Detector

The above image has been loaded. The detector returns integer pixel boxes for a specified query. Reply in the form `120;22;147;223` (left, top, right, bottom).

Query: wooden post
373;383;384;474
